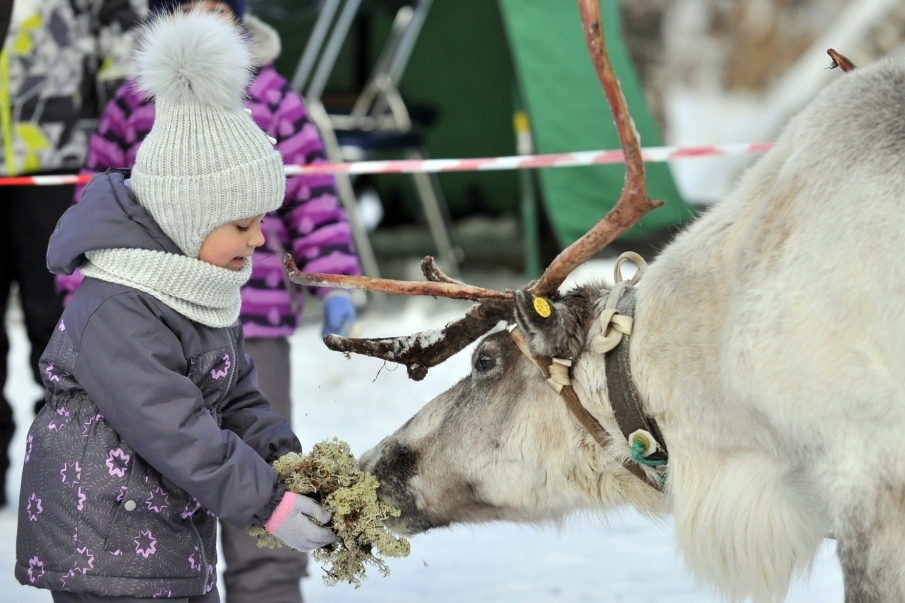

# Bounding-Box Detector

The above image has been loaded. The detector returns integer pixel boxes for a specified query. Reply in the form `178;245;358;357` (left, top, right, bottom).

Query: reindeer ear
514;290;586;360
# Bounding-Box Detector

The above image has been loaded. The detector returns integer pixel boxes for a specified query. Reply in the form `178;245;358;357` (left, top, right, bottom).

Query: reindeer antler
827;48;856;72
283;255;511;302
286;0;661;379
529;0;662;297
323;301;512;380
286;255;516;378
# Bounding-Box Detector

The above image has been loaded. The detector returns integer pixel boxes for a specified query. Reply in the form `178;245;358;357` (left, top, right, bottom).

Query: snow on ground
1;262;844;602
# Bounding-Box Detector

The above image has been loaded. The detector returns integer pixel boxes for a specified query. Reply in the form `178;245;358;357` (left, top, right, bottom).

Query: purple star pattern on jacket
189;546;203;572
134;531;157;558
26;494;43;522
72;546;95;574
82;412;103;436
182;499;203;519
106;448;130;477
27;557;45;584
210;354;231;380
60;462;80;487
146;487;169;513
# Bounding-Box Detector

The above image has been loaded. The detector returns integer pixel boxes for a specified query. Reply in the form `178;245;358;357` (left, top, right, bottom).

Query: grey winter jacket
15;171;300;597
2;0;143;176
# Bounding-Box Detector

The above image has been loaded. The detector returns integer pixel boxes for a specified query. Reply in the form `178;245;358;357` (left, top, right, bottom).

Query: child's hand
264;492;338;552
322;291;356;338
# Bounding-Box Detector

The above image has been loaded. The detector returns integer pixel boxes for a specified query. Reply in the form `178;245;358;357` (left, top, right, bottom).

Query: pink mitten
264;492;338;552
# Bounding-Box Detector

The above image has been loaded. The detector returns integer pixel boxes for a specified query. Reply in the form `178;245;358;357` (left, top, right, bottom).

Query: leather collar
603;286;668;466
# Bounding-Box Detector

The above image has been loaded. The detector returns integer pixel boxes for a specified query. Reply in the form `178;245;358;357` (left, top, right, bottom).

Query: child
57;1;362;601
15;10;335;602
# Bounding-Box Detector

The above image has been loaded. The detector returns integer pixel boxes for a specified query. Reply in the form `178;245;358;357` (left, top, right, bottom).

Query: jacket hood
47;170;182;275
245;14;281;67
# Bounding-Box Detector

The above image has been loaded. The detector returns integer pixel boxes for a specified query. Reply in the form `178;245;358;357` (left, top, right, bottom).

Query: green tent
497;0;696;251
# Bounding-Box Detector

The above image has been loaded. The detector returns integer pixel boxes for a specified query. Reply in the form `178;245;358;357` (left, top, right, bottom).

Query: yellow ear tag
533;297;552;318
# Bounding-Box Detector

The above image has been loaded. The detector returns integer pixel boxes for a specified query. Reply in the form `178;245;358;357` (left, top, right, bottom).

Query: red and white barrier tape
0;142;773;186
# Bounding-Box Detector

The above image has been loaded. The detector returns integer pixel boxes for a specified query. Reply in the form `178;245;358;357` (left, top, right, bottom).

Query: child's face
198;214;265;270
179;1;237;24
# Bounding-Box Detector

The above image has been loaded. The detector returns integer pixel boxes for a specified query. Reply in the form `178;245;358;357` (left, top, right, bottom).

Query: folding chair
290;0;462;277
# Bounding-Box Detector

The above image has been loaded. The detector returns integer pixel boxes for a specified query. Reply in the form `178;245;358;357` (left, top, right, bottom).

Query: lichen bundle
250;438;410;587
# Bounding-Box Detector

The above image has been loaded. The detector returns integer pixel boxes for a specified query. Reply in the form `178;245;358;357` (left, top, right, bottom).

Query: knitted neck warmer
81;248;250;327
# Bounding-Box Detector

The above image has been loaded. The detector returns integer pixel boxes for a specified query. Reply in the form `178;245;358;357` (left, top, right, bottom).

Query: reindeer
286;3;902;600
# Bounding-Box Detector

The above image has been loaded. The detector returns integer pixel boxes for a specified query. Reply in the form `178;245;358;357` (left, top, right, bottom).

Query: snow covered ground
1;262;845;602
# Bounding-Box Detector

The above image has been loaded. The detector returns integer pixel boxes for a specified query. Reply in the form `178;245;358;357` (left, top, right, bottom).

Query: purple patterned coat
16;172;299;597
58;16;361;337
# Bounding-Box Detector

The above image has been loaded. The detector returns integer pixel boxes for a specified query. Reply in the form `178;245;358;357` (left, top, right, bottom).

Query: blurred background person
0;0;141;509
57;1;364;602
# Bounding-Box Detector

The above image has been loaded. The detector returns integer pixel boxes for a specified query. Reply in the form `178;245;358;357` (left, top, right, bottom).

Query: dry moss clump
250;438;410;587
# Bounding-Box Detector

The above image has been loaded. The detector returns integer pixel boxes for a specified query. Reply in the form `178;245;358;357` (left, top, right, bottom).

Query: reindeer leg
836;488;905;603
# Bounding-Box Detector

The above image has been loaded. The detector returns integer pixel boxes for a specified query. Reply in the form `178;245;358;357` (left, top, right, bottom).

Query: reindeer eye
476;353;495;371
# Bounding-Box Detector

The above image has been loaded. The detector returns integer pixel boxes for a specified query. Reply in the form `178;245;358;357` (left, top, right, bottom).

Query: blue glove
322;291;356;337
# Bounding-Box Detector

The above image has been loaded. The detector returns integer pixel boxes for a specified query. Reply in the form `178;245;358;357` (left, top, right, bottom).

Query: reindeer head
358;329;559;534
357;284;668;535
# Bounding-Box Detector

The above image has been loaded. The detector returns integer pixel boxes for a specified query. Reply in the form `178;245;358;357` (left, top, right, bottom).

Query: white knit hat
130;9;285;258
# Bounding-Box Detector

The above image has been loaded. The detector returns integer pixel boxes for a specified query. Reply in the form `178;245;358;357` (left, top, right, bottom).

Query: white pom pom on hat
133;8;252;109
130;8;285;259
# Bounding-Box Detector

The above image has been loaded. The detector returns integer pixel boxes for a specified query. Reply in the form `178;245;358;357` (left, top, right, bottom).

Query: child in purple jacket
56;2;362;602
18;9;336;602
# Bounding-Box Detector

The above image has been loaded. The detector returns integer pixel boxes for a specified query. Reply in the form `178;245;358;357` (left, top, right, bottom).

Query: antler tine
284;255;511;302
323;301;513;380
528;0;663;298
827;48;856;72
421;256;464;285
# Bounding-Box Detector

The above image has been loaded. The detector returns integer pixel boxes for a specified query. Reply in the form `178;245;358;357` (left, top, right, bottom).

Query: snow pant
51;586;222;602
0;180;71;507
221;337;309;603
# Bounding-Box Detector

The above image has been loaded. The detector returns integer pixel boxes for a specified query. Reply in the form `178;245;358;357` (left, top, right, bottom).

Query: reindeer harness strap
510;324;663;492
592;253;669;470
602;288;669;468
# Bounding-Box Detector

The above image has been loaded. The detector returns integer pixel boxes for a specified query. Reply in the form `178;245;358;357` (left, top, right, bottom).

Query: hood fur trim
245;14;282;67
